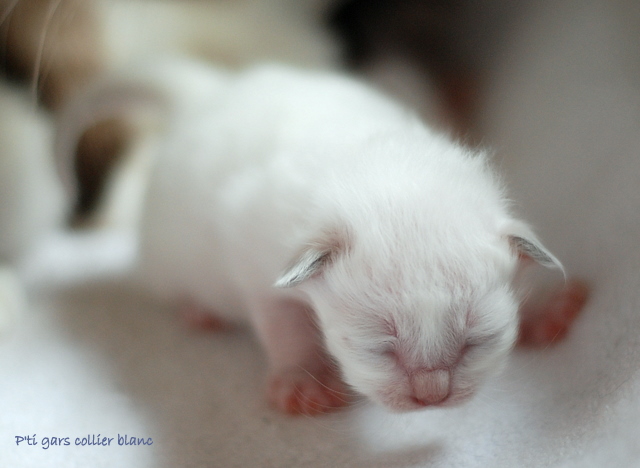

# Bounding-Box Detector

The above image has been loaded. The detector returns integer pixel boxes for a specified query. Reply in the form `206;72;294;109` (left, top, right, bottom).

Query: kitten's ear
274;247;334;288
276;227;349;288
504;221;564;273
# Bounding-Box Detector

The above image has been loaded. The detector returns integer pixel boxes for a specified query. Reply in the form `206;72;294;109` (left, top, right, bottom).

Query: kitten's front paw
518;279;590;346
267;365;351;416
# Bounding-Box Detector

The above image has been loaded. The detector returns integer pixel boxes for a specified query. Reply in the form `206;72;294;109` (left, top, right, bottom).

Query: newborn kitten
55;59;587;415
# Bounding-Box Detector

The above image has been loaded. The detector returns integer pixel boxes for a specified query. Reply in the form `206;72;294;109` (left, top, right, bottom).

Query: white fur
0;83;66;263
57;59;559;411
0;83;66;336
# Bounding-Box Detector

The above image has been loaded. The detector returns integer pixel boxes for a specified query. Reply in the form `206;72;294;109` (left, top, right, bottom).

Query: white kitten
56;59;561;414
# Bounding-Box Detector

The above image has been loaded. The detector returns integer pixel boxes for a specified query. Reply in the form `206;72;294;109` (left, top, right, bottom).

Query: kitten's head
276;214;560;411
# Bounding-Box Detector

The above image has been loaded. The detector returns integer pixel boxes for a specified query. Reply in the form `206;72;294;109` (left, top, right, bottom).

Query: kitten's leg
518;279;589;346
249;296;351;415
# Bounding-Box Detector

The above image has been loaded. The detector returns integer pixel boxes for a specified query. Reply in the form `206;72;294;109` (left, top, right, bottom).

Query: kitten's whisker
31;0;63;104
295;365;353;401
37;1;79;105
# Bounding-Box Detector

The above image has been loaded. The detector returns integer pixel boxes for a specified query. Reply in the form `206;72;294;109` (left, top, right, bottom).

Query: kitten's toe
518;279;590;346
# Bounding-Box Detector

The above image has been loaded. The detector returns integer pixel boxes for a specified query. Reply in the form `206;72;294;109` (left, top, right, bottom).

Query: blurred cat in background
0;0;343;224
1;0;483;226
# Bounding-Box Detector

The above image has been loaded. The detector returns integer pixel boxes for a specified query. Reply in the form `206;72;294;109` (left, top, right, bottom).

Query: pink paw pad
267;367;351;416
518;280;590;347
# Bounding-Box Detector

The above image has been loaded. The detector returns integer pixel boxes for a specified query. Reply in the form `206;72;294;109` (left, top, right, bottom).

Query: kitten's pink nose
410;368;450;406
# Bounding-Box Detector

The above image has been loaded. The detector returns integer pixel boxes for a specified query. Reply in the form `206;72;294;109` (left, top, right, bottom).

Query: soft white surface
3;1;640;466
